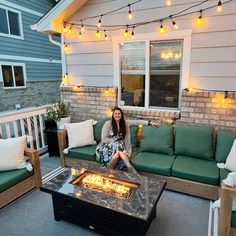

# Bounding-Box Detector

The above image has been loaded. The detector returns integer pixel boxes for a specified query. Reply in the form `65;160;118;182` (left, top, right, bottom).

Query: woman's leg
107;152;120;169
119;152;132;168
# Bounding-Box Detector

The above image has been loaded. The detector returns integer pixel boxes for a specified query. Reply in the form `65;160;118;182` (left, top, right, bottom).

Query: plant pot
57;116;71;129
45;120;57;130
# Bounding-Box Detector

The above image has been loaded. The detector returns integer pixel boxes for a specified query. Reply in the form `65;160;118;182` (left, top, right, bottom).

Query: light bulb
217;1;222;12
96;30;101;38
123;30;128;38
128;10;132;19
172;20;178;29
78;32;82;39
166;0;172;6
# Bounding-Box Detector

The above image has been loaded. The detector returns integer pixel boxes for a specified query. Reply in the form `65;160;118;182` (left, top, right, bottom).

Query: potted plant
56;102;71;129
45;102;70;130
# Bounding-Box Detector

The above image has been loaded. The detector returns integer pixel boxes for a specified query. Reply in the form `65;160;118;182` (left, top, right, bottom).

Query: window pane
8;11;20;36
14;66;25;86
2;65;14;87
150;41;182;108
120;42;145;107
0;8;9;34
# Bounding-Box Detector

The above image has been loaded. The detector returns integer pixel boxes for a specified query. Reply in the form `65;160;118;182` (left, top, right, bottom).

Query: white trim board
0;0;43;16
0;55;61;64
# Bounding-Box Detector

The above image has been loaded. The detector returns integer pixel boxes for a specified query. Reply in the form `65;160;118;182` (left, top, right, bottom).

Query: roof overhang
31;0;88;34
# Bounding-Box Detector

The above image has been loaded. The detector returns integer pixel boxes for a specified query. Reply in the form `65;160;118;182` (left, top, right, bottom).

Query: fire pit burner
70;171;139;199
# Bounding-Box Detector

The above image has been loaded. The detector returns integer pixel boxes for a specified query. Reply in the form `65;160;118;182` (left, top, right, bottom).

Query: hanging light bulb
217;1;222;12
104;30;108;41
166;0;172;6
128;4;133;19
131;27;135;39
63;43;69;52
63;22;68;33
68;24;72;34
81;20;85;32
170;15;178;29
96;30;101;38
159;20;165;34
197;10;204;26
78;31;82;39
123;25;129;38
222;91;228;103
97;15;103;28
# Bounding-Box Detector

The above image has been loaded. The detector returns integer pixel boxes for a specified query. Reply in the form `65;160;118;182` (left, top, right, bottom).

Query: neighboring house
0;0;62;112
34;0;236;130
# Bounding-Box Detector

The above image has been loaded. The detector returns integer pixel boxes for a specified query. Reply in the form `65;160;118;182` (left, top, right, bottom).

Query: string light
217;1;222;12
68;24;72;33
222;91;228;103
197;10;204;25
166;0;172;6
63;22;68;33
128;4;133;19
78;31;82;38
62;0;232;37
170;15;178;29
96;30;101;38
81;20;85;31
63;43;69;52
104;30;108;40
97;15;103;28
131;27;135;39
184;88;193;92
159;20;165;34
123;25;129;38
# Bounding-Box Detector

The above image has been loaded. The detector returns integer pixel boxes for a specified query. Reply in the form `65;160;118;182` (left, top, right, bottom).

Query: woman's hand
149;121;160;128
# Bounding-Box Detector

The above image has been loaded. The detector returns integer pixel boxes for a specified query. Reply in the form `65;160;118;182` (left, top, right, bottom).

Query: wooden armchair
0;148;42;208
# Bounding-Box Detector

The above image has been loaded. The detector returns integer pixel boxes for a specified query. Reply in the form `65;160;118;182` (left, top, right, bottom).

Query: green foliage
46;102;70;122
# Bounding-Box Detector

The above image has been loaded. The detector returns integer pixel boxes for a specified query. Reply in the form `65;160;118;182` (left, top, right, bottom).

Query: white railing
0;105;51;152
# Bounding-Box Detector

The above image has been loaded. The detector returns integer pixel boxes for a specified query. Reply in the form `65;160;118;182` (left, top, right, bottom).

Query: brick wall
0;81;60;112
61;87;236;131
179;91;236;131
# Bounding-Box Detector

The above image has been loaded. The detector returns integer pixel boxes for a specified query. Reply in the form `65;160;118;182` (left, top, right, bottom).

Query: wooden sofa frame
58;129;219;200
0;148;42;208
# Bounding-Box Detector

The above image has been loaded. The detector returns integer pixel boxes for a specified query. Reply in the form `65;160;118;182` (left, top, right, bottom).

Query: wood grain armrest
57;129;68;167
24;148;42;186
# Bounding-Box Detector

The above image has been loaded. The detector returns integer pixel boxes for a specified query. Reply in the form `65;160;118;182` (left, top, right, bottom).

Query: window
114;31;191;111
0;6;23;39
1;64;26;88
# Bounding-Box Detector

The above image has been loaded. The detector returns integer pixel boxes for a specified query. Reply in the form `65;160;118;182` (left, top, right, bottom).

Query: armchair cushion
67;145;97;161
0;136;28;171
0;168;33;192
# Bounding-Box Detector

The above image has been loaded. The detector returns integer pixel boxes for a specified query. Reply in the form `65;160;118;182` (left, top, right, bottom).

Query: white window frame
0;5;24;39
0;62;27;89
113;30;192;112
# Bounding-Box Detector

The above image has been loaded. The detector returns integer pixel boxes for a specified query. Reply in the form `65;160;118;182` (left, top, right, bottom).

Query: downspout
48;34;66;86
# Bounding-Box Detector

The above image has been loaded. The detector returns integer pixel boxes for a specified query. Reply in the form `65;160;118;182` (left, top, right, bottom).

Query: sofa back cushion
93;119;107;143
175;124;214;160
215;130;236;163
140;125;174;155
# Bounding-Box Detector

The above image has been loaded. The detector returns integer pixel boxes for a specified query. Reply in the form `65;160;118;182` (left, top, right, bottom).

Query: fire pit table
40;162;166;236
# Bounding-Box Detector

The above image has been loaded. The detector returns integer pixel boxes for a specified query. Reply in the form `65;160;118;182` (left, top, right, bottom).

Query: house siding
65;0;236;90
0;0;61;111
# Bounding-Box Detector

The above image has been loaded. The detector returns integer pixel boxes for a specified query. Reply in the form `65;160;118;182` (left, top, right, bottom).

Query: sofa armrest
24;148;42;186
57;129;68;167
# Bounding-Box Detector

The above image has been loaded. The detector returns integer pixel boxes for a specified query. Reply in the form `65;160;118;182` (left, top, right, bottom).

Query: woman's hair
111;107;126;137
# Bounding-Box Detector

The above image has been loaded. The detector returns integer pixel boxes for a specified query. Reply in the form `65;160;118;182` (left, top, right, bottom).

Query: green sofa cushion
0;168;33;192
93;119;107;143
131;152;175;176
219;168;230;182
140;125;174;155
172;156;219;185
231;212;236;228
215;130;236;163
175;124;214;160
130;126;138;148
67;145;97;161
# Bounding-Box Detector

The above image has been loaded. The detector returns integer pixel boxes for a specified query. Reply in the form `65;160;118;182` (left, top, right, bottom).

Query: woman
95;107;160;173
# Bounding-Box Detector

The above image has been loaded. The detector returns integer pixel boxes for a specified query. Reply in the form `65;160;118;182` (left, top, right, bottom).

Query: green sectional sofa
57;119;236;200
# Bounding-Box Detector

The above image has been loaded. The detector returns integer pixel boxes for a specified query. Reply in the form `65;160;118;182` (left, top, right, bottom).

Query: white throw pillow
65;119;97;149
225;139;236;172
0;136;28;171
